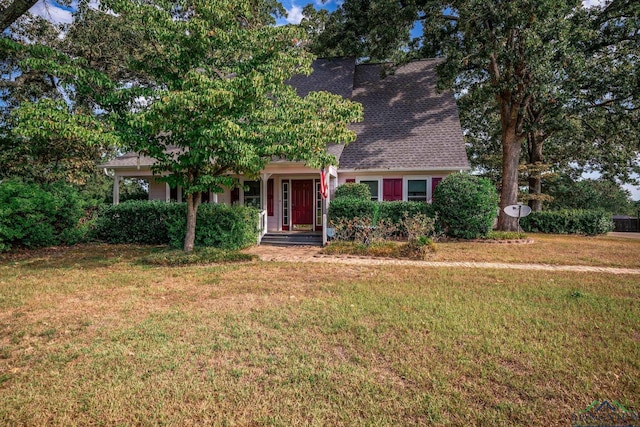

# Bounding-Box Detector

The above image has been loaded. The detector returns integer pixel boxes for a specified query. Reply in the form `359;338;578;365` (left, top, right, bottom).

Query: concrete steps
260;233;323;247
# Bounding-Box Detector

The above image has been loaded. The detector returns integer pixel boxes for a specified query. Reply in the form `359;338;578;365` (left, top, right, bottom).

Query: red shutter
383;179;403;201
346;179;356;183
231;188;239;205
431;178;442;201
267;179;274;216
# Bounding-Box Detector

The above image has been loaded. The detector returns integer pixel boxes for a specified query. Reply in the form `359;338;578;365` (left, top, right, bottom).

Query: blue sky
277;0;341;25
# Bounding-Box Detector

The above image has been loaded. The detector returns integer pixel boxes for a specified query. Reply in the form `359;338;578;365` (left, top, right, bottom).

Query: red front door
291;179;314;229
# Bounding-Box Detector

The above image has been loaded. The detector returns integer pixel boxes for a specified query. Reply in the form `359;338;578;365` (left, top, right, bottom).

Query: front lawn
0;243;638;425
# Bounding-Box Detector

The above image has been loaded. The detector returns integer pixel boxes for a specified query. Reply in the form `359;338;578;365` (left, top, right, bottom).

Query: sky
24;0;640;200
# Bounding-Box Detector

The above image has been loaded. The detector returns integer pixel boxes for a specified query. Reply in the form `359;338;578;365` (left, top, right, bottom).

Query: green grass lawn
0;241;639;425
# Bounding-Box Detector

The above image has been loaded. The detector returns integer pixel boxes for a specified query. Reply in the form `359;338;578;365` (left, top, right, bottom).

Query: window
282;181;289;228
244;180;261;208
315;180;322;227
360;180;379;201
407;179;428;202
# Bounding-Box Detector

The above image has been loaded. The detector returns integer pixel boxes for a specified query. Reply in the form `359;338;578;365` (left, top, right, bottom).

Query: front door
291;179;314;230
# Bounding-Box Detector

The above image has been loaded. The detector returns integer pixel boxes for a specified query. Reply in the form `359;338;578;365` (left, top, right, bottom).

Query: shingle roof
338;59;469;171
99;146;183;168
101;58;469;171
287;58;355;99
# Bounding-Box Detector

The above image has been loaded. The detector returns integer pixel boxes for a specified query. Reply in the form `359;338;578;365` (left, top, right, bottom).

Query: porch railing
257;210;268;244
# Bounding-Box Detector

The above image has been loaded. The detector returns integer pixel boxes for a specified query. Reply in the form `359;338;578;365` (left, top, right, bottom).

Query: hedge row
92;201;259;249
0;179;87;252
328;199;435;236
520;210;614;235
333;183;371;200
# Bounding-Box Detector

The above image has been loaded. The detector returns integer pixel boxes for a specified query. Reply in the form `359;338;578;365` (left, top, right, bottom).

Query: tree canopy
100;0;362;251
304;0;640;225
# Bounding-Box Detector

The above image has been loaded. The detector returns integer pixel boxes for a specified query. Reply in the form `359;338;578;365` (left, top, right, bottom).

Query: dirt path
243;245;640;275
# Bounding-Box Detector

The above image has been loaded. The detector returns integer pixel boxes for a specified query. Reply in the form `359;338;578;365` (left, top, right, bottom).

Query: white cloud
28;0;73;25
286;5;304;24
582;0;606;8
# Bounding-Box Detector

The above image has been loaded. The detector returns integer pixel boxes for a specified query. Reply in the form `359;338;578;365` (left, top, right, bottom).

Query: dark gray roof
287;58;355;99
338;59;469;171
102;58;469;172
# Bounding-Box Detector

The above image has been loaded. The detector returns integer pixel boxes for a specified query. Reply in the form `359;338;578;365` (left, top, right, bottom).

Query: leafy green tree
545;176;634;215
103;0;362;252
305;0;639;230
1;99;118;185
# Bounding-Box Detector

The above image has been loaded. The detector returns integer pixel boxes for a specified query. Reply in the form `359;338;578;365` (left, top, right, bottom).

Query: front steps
260;233;323;247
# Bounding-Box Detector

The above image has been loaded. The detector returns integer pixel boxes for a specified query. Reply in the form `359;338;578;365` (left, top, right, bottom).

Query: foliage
520;210;614;236
545;177;634;215
331;216;398;245
400;212;438;259
378;201;434;233
402;212;437;243
0;179;87;251
92;201;179;245
99;0;362;252
92;201;259;250
334;182;371;200
328;197;376;224
306;0;640;231
0;99;118;186
137;247;256;266
167;204;259;250
433;173;499;239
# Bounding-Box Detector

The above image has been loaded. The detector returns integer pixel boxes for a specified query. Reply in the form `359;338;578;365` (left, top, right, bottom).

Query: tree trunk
496;127;523;231
1;0;38;32
528;174;542;211
527;132;544;212
183;192;201;253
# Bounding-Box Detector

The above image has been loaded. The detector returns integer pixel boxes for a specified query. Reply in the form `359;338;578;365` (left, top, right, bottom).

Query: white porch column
112;174;121;205
260;173;272;212
165;183;170;202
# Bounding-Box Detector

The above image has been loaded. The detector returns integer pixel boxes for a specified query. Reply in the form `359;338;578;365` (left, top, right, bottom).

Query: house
100;58;470;243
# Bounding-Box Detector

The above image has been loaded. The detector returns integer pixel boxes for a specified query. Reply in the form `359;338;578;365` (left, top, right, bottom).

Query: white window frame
403;176;430;203
356;176;382;201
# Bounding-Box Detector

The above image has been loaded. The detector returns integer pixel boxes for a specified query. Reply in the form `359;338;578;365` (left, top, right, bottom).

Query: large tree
304;0;639;227
102;0;362;252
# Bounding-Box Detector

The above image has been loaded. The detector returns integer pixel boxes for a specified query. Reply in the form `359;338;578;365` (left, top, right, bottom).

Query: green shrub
328;197;376;223
334;183;371;200
92;201;180;244
432;173;499;239
0;179;86;251
167;203;259;250
378;201;434;233
520;210;614;235
93;201;259;249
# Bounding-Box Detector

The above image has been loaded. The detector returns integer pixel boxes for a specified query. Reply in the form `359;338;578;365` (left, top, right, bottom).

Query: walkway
244;245;640;275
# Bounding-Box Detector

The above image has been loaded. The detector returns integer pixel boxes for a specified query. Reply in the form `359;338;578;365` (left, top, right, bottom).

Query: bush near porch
329;173;498;240
92;201;259;250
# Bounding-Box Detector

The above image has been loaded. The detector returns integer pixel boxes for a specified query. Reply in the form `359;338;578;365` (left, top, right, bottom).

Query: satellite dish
504;204;532;218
